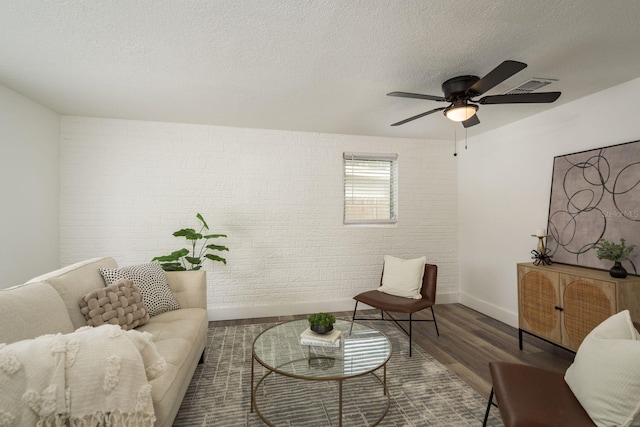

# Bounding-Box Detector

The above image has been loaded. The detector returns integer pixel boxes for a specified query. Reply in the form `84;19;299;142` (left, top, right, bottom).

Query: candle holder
531;234;553;266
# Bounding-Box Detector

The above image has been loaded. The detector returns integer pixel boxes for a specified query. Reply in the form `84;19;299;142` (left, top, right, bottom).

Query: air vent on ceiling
504;78;558;95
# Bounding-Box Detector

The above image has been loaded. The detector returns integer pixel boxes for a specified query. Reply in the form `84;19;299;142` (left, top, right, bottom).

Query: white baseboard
207;291;460;321
207;299;357;321
435;292;459;304
458;291;518;328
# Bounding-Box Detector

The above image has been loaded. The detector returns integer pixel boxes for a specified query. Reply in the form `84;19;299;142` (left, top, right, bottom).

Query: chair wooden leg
482;387;494;426
431;306;440;336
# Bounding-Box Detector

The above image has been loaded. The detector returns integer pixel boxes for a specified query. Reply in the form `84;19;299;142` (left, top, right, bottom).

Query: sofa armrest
165;271;207;310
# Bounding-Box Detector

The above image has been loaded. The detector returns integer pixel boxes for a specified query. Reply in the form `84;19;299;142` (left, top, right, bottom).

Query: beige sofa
0;257;208;427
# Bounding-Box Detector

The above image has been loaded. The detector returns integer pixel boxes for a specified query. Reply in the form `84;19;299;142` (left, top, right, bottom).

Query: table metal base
251;355;390;427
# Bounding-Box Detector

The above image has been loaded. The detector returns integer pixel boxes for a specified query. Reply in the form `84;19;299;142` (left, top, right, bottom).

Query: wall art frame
546;140;640;275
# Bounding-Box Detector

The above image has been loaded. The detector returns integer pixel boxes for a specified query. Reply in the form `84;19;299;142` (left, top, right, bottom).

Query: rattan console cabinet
517;262;640;352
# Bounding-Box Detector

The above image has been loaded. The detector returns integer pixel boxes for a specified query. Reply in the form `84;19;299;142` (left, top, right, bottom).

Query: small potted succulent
308;312;336;334
592;238;636;278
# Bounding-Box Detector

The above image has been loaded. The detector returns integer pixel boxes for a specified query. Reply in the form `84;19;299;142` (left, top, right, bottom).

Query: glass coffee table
251;319;392;426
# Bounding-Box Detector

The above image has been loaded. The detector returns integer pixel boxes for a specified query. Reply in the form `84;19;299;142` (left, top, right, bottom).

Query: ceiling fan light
445;104;478;122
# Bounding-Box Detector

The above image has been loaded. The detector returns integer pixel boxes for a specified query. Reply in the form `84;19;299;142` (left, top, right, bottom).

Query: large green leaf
203;234;227;239
206;244;229;252
196;213;209;230
205;254;227;264
185;256;202;265
173;228;195;236
152;248;189;262
173;228;202;240
159;262;186;271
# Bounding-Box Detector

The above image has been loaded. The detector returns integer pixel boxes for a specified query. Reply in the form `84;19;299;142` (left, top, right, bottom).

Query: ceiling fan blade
462;114;480;128
387;91;447;102
390;107;447;126
467;60;527;96
478;92;561;105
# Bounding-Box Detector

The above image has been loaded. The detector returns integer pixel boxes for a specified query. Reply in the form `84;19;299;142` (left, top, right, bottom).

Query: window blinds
343;152;398;224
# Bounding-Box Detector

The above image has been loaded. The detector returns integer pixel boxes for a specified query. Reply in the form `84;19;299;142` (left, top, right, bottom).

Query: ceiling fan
388;60;561;128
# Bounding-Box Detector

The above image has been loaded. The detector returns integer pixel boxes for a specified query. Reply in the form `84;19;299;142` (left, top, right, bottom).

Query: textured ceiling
2;0;640;140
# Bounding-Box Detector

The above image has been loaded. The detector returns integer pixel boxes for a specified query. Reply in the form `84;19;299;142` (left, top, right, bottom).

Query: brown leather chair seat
485;322;640;426
352;289;433;314
484;362;595;427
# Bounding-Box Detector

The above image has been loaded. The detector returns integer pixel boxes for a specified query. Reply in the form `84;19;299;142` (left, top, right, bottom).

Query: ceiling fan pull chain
453;125;458;157
465;127;468;150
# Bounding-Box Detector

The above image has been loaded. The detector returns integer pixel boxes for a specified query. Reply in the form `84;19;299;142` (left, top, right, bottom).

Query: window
343;152;398;224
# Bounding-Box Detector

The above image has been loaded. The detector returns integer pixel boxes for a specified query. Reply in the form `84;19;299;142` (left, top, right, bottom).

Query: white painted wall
459;76;640;327
0;85;60;288
60;117;458;320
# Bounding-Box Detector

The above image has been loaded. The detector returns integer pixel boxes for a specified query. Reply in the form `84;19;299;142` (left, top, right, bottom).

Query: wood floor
208;303;576;400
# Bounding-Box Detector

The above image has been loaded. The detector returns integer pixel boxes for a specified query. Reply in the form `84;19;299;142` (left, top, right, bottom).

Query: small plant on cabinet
592;238;635;262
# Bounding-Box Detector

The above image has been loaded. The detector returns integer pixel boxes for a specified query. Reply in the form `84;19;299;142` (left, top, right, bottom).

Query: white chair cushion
377;255;426;299
564;310;640;427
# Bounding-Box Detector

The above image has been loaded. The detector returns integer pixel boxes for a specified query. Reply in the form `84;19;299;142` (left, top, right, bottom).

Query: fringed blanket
0;325;166;426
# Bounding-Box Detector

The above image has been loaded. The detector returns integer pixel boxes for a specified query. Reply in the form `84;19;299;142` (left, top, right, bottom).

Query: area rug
173;320;504;426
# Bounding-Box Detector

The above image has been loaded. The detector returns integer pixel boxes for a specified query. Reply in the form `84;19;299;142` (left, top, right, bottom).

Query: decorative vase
310;324;333;334
609;261;628;279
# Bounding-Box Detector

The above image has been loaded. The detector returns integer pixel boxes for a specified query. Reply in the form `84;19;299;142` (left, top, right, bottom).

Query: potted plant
592;238;636;278
308;312;336;334
152;213;229;271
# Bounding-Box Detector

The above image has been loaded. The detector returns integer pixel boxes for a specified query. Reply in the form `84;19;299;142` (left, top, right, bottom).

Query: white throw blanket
0;325;166;426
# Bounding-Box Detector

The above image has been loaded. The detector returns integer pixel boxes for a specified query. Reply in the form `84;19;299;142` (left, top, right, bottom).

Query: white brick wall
60;117;458;320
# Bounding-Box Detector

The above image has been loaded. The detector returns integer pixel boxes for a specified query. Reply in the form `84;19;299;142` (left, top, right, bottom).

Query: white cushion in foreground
377;255;426;299
564;310;640;427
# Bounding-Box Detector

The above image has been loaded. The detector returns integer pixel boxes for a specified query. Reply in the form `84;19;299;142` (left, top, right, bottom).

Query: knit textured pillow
100;262;180;317
79;279;149;330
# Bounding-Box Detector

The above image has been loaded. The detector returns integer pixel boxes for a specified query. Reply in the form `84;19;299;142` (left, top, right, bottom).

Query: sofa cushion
564;310;640;427
136;308;208;406
38;257;119;330
100;262;180;317
378;255;426;299
0;282;75;343
79;279;150;330
164;271;207;310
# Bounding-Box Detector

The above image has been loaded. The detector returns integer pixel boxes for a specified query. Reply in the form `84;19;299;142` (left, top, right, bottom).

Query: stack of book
300;327;342;347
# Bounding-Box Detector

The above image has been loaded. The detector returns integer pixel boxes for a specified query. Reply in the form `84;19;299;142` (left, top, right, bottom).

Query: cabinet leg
518;329;523;351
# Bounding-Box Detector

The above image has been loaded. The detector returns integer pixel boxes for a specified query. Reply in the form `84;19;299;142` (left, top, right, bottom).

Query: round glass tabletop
252;319;391;380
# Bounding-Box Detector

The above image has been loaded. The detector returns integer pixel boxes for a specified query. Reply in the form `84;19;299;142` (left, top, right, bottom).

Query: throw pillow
377;255;426;299
100;262;180;317
79;279;149;330
564;310;640;427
